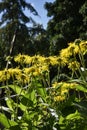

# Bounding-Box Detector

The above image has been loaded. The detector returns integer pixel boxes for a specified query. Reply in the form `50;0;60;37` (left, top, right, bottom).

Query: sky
26;0;54;29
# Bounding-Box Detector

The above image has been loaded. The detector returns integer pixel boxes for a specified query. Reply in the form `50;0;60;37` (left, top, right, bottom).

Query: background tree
0;0;40;68
0;0;40;54
45;0;87;55
29;24;50;56
25;24;49;56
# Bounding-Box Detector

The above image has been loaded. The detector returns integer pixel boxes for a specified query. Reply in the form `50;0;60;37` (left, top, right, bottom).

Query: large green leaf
19;102;27;111
21;96;33;107
28;89;36;103
25;89;37;104
6;98;15;111
0;113;18;128
9;85;25;95
37;86;47;102
0;113;10;128
19;90;37;111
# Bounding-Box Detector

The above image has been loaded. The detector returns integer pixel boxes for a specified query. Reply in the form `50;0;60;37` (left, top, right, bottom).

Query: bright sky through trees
26;0;54;29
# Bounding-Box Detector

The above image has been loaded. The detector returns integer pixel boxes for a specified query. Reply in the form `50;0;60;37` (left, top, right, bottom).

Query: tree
45;0;87;55
0;0;39;57
21;24;49;56
0;0;41;69
33;33;50;56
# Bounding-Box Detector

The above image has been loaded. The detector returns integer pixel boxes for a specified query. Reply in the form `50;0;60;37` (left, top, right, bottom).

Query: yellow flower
14;54;32;64
60;48;70;58
8;68;22;78
60;42;79;66
61;88;68;95
60;48;70;65
57;56;66;66
62;83;70;89
0;69;10;82
61;82;79;90
68;42;79;55
68;61;80;71
69;83;78;89
48;56;58;66
33;71;40;76
36;55;46;64
16;73;29;84
32;67;40;76
39;65;49;73
52;82;59;88
52;82;78;101
54;95;65;102
24;67;35;75
79;41;87;55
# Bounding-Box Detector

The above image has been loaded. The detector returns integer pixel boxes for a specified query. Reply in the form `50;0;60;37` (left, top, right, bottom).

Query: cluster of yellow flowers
60;42;79;64
0;65;49;84
14;54;59;66
14;54;32;65
60;40;87;60
0;55;60;83
0;40;87;93
79;41;87;55
68;61;80;71
60;40;87;72
3;40;86;84
52;82;78;102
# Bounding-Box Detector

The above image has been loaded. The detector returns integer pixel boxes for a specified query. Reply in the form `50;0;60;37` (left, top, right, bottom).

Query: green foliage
45;0;87;55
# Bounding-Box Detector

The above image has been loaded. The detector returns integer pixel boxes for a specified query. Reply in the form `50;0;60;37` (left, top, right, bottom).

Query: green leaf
37;87;47;102
76;85;87;92
19;102;27;111
25;111;38;121
59;115;65;124
66;110;82;120
29;90;36;102
19;90;37;111
6;98;15;111
25;89;37;104
9;85;25;95
0;113;10;128
21;96;33;107
0;113;18;128
59;116;66;130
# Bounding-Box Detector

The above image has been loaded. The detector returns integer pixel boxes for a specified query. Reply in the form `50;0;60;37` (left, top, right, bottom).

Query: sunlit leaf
0;113;10;128
66;110;82;120
6;98;15;111
37;86;47;102
0;113;18;128
76;85;87;92
9;85;25;95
